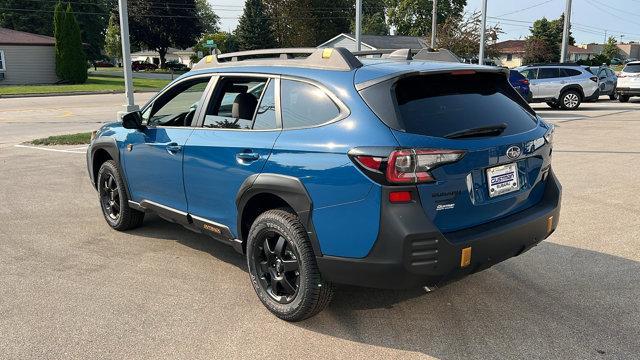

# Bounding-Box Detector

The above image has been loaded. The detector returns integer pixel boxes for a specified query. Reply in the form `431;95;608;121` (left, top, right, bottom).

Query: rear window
391;73;537;138
623;64;640;73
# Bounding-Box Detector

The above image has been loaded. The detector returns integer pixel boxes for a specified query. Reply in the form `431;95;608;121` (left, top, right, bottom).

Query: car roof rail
523;62;582;67
352;48;461;63
192;47;363;71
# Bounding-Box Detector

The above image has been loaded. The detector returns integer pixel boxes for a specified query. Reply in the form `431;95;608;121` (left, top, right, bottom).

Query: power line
496;0;556;17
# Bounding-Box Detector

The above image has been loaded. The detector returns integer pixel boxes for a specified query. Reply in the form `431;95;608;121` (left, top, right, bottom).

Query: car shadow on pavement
297;242;640;359
128;216;639;359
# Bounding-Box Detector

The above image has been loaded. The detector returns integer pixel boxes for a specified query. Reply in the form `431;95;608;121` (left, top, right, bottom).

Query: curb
0;90;159;99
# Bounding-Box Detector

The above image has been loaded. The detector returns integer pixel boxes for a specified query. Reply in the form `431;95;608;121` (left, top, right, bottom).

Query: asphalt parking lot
1;94;639;359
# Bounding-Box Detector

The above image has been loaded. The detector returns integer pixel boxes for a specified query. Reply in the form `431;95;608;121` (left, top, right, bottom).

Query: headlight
90;130;97;141
544;125;554;146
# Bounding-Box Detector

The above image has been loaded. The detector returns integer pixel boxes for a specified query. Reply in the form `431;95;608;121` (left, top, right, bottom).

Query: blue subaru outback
87;48;561;321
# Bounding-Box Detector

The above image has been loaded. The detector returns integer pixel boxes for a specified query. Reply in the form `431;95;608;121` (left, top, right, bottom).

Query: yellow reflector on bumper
322;48;333;59
460;247;472;268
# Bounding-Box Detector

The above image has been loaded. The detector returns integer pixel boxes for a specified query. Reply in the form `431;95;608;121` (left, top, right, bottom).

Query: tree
195;0;220;34
435;12;501;61
54;2;87;83
524;15;574;64
350;0;389;36
386;0;467;36
602;36;620;60
104;13;122;63
191;32;238;62
129;0;204;67
236;0;277;51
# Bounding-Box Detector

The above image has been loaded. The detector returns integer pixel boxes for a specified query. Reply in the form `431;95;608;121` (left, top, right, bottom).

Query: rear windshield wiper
444;123;507;139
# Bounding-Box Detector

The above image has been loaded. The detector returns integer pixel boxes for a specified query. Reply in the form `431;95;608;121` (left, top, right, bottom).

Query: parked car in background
587;66;617;100
623;58;638;64
517;64;599;110
616;60;640;102
94;60;115;68
131;61;158;71
87;47;561;321
162;61;189;72
509;69;532;101
611;58;622;65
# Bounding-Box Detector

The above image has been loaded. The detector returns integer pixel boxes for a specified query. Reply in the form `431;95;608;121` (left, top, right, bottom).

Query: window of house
280;80;340;129
506;53;513;61
0;50;5;71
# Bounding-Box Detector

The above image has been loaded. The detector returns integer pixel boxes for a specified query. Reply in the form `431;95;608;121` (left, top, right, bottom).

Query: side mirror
122;111;143;130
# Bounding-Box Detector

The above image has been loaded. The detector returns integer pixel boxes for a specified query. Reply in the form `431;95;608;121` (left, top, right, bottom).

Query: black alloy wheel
253;231;301;304
100;173;121;221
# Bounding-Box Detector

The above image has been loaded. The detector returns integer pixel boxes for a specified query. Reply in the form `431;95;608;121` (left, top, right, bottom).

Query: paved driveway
0;96;638;359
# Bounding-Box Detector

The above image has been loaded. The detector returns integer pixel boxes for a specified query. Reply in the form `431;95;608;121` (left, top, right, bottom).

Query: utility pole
431;0;437;48
355;0;362;51
560;0;572;63
478;0;487;65
117;0;138;114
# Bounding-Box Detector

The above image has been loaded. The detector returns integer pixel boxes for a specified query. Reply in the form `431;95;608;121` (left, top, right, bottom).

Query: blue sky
210;0;640;44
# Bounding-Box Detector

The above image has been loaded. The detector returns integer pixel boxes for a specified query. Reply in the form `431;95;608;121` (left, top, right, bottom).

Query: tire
559;90;581;110
246;208;334;321
546;101;560;109
618;95;630;103
97;160;144;231
609;92;618;100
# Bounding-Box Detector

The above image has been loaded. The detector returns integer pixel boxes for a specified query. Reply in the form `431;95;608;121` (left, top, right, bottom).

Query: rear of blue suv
87;48;561;321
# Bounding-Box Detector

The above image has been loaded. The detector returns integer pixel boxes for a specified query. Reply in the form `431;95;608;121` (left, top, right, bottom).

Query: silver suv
517;64;600;110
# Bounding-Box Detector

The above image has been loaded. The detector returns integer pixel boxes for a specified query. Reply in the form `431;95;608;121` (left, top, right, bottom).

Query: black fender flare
235;173;322;255
89;137;132;199
559;84;584;99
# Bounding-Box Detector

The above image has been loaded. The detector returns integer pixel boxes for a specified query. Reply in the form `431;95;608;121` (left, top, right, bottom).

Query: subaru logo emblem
506;146;521;160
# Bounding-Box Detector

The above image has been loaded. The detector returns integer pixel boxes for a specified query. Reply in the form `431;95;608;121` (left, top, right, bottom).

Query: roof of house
568;45;595;54
0;27;55;46
319;33;428;50
493;40;526;54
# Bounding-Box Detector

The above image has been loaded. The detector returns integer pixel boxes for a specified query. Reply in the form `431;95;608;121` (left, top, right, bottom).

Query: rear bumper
616;87;640;96
317;169;562;289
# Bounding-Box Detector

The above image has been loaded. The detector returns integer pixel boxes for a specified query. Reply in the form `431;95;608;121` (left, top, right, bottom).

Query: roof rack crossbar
192;47;362;71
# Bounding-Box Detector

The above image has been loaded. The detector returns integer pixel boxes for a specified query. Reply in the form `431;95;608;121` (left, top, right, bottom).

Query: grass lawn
31;132;92;145
0;75;170;96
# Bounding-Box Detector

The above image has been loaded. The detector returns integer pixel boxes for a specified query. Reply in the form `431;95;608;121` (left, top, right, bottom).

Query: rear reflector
389;191;412;203
460;247;472;268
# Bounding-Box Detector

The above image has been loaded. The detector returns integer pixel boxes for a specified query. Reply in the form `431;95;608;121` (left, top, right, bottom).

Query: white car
616;61;640;102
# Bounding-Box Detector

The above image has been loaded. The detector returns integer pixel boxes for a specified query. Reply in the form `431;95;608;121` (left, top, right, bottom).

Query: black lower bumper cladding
317;170;562;289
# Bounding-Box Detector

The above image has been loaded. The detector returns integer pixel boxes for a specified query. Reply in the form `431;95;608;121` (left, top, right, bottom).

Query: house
318;33;428;52
577;42;640;60
0;28;57;85
131;47;195;67
492;40;599;68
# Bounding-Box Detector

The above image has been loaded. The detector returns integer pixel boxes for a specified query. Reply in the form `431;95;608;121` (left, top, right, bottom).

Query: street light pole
478;0;487;65
560;0;572;63
117;0;138;114
431;0;437;48
355;0;362;51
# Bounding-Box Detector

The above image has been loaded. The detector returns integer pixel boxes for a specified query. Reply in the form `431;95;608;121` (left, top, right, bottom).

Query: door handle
236;151;260;162
166;142;182;154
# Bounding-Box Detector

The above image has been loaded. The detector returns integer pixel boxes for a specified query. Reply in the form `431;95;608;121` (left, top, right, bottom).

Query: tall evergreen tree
104;13;122;62
236;0;277;50
54;3;87;83
53;1;66;79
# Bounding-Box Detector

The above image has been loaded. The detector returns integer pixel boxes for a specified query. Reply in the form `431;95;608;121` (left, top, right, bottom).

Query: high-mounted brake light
386;149;465;184
450;70;476;76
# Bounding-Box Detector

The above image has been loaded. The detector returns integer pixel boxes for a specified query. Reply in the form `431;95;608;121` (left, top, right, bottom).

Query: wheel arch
559;84;584;99
236;173;321;256
90;137;132;199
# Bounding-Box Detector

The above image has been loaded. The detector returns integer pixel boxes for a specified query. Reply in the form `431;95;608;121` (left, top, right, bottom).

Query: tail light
589;76;598;82
519;78;529;85
352;148;465;184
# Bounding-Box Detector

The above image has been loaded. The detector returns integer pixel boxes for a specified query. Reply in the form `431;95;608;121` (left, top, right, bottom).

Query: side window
253;80;278;130
538;68;560;79
203;77;268;129
561;68;582;77
280;79;340;129
146;77;210;127
520;68;537;80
